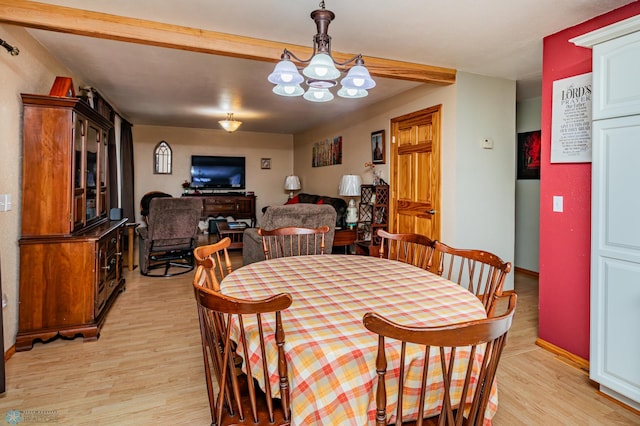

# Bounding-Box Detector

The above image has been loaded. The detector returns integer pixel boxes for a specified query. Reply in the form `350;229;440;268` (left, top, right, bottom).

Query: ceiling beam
0;0;456;85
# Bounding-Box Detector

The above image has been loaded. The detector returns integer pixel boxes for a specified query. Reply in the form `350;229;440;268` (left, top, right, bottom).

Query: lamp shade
303;53;341;80
303;87;334;102
268;59;305;85
284;175;301;191
337;87;368;99
338;175;362;197
273;84;304;97
341;65;376;90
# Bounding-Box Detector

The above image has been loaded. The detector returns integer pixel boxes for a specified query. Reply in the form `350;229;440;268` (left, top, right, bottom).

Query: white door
591;114;640;408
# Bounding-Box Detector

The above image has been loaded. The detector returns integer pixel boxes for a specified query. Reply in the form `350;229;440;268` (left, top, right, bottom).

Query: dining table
220;254;495;425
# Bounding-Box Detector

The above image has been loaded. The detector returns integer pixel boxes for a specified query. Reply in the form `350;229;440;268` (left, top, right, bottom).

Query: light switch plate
553;195;563;212
0;194;11;212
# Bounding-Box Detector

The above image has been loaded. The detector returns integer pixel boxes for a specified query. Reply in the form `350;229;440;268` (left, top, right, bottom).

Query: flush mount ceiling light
218;113;242;133
267;1;375;102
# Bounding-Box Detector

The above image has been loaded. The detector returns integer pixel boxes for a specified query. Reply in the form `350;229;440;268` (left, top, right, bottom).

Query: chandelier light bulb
352;78;365;87
281;73;293;83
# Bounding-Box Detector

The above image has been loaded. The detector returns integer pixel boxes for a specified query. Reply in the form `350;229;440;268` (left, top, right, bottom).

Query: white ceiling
21;0;634;134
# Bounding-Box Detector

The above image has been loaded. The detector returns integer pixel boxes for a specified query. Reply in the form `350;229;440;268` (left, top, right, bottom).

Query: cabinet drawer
205;203;237;214
97;273;117;314
205;197;238;205
106;233;119;255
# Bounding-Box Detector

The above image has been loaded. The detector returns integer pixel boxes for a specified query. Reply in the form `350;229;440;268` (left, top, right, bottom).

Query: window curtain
108;112;118;210
120;119;135;224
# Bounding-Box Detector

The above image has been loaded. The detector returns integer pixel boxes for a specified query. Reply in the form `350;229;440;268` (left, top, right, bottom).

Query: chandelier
267;1;375;102
218;113;242;133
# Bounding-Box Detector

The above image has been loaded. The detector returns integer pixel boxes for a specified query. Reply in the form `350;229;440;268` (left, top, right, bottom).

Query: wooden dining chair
363;293;517;426
431;241;512;316
193;280;293;426
377;229;436;270
193;237;233;291
258;225;330;260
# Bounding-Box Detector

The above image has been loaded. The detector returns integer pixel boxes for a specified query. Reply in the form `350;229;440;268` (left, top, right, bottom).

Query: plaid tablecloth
221;255;495;425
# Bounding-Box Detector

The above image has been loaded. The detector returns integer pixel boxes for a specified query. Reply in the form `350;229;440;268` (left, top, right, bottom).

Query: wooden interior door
389;105;441;241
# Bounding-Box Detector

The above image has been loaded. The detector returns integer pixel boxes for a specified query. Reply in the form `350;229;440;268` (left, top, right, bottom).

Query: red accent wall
540;4;640;359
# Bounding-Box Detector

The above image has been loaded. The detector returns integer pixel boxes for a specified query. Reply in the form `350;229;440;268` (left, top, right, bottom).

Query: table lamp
284;175;301;198
338;174;362;229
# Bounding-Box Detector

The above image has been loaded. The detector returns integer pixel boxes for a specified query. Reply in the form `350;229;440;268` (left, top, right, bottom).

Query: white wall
0;24;87;349
133;125;294;225
515;97;541;272
454;73;516;292
294;72;516;290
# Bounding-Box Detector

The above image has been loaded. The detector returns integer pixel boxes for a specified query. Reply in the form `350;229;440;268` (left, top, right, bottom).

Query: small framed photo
261;158;271;169
371;130;385;164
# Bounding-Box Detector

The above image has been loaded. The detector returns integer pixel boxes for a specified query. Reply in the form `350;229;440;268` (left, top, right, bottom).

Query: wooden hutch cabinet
17;94;126;351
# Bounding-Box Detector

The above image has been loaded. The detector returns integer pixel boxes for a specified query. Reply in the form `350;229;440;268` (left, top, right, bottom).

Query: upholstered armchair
139;191;172;223
243;204;337;265
137;197;203;276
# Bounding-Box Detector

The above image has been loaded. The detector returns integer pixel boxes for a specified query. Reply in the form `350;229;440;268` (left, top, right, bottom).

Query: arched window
154;140;172;174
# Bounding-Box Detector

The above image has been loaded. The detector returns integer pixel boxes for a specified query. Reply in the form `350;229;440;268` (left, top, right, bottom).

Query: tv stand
185;193;256;227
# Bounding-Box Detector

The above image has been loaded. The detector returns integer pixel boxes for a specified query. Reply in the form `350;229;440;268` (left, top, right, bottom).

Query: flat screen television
190;155;246;190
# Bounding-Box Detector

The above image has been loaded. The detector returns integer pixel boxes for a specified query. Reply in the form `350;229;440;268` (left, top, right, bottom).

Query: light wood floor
1;253;638;425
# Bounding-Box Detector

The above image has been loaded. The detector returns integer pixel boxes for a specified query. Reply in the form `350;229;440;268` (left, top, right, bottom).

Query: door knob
426;209;436;215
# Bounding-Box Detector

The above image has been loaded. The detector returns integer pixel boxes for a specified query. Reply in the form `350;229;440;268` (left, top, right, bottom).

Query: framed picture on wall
261;158;271;169
371;130;385;164
312;136;342;167
517;130;541;180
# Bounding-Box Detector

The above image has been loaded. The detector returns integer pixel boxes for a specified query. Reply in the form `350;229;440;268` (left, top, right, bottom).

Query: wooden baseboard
514;266;539;277
535;338;589;372
536;339;640;415
596;388;640;416
4;344;15;362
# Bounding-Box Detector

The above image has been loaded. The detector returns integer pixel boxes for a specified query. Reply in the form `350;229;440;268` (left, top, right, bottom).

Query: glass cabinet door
99;130;108;218
86;125;99;222
73;116;86;229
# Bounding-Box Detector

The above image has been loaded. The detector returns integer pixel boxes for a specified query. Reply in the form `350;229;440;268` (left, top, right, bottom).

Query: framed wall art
312;136;342;167
550;72;592;163
517;130;541;180
371;130;385;164
261;158;271;169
